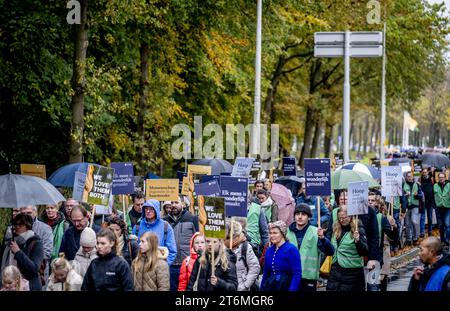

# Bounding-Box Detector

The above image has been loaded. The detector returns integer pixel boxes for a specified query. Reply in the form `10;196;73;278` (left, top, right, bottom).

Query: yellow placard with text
20;164;46;180
145;179;179;201
181;177;190;195
187;165;212;176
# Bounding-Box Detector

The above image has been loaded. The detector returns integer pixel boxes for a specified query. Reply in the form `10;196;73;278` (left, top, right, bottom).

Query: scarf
224;233;247;250
261;197;273;207
116;235;124;257
1;230;35;276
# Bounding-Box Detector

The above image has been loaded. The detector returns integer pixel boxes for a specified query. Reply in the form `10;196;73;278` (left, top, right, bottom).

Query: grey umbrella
0;174;66;208
191;158;233;175
420;153;450;169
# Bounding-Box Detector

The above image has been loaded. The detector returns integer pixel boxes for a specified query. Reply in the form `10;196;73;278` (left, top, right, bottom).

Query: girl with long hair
47;255;83;291
132;232;170;291
185;238;238;291
326;206;368;291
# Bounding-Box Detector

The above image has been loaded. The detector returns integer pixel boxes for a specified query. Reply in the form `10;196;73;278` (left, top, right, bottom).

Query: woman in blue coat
260;221;302;291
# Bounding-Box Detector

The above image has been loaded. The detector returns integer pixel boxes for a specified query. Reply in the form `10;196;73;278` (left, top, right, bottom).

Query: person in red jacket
178;232;205;291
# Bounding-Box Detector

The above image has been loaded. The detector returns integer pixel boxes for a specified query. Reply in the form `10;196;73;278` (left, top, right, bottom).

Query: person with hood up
132;199;177;266
71;227;98;278
0;214;44;291
225;220;260;291
178;232;205;291
286;204;334;291
185;238;238;291
434;172;450;247
132;232;170;291
107;216;139;266
409;237;449;291
47;255;83;291
81;228;133;291
260;220;302;291
40;204;70;260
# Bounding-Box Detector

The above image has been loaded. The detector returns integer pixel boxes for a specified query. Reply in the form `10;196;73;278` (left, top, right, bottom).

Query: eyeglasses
338;216;349;221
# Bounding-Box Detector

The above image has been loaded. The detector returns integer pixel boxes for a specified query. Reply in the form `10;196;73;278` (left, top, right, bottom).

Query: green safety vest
403;182;419;206
247;202;262;245
331;231;364;268
286;225;320;280
434;182;450;208
376;212;383;247
393;196;401;210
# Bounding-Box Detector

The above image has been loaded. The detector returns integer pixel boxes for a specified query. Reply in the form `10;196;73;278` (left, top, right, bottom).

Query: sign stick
317;197;321;228
90;205;96;228
211;243;215;277
355;215;359;232
390;196;394;217
230;217;234;249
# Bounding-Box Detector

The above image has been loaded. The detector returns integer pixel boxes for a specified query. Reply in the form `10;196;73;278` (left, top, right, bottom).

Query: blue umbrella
145;172;161;179
191;158;233;175
48;162;95;187
340;163;381;180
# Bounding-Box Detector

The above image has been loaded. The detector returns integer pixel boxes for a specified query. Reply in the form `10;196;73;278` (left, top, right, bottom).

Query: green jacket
287;225;320;280
434;181;450;208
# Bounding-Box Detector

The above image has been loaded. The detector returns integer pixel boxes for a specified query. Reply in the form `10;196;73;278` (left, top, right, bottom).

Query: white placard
347;181;369;216
381;166;403;197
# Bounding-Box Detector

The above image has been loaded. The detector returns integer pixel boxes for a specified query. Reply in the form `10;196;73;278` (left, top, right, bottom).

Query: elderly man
59;205;101;260
409;237;449;291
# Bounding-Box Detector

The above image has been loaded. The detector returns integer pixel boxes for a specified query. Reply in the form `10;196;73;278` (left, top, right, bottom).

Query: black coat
185;249;238;292
121;237;139;266
81;251;133;291
14;235;44;291
408;254;450;292
59;224;101;260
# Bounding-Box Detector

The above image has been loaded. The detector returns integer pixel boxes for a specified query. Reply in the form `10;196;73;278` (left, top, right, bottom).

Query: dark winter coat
408;254;450;292
185;249;238;292
14;234;44;291
81;251;133;291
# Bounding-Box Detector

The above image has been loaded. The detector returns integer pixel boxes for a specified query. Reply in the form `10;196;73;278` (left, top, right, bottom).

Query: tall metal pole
251;0;262;156
343;30;351;163
380;23;387;160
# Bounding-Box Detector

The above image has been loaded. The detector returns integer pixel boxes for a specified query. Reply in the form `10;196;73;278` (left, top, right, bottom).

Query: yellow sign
146;179;179;201
380;160;390;167
20;164;46;180
181;177;190;195
187;165;212;176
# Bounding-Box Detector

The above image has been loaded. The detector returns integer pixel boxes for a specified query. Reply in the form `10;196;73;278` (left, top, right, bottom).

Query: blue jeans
420;204;434;236
169;264;181;291
436;207;450;244
405;207;420;242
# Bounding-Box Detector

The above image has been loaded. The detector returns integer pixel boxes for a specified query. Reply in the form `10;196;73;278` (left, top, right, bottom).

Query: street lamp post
251;0;262;157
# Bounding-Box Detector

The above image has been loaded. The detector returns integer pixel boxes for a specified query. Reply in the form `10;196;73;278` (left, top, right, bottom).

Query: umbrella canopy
270;183;295;226
274;176;304;198
191;158;233;175
389;158;412;166
339;163;381;180
420;153;450;168
0;174;66;208
48;162;95;187
331;170;380;190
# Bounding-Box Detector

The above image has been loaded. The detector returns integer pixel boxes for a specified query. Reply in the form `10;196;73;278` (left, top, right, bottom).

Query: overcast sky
427;0;449;12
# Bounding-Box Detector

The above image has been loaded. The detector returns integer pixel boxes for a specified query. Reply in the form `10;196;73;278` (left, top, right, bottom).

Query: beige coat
71;247;98;278
132;247;170;291
47;270;83;291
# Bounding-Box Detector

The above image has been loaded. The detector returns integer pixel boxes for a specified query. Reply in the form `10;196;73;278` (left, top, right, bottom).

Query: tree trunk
310;117;322;158
349;119;355;151
69;0;88;163
299;107;315;167
324;123;333;158
358;123;363;153
363;114;370;156
137;42;150;175
371;121;380;153
264;56;286;125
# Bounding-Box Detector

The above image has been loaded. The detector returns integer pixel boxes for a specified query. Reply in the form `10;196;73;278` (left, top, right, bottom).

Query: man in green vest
246;202;269;258
403;172;423;246
434;172;450;247
287;203;334;291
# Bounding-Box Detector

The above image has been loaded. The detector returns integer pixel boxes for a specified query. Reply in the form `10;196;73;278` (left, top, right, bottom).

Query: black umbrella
191;158;233;175
274;176;304;198
389;158;412;166
420;153;450;169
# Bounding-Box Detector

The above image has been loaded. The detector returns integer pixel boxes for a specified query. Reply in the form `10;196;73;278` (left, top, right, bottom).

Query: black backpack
239;241;259;292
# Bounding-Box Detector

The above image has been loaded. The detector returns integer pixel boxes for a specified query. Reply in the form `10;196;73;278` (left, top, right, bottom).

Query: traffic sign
314;45;383;58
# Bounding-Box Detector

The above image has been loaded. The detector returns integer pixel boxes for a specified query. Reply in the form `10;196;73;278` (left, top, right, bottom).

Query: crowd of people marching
0;170;448;292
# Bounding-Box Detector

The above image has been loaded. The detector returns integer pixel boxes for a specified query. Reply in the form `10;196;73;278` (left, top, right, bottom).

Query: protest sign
347;181;369;216
177;171;187;191
72;171;86;202
412;159;422;181
220;176;248;217
20;164;46;179
146;179;179;201
81;164;114;206
446;168;450;180
381;166;403;197
333;153;344;168
134;176;143;192
380;160;390;167
202;197;226;239
181;177;190;195
282;157;297;176
304;158;331;196
110;162;134;195
187;165;212;214
188;165;212;176
94;195;114;215
200;175;220;185
231;157;254;177
195;179;221;197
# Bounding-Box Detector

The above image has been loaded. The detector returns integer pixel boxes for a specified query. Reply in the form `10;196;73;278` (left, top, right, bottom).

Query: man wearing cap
164;196;199;291
132;199;177;266
286;203;334;291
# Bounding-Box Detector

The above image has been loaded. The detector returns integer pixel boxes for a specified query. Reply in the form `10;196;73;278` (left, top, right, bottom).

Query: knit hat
80;227;97;248
162;201;172;207
294;203;312;218
269;220;288;239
